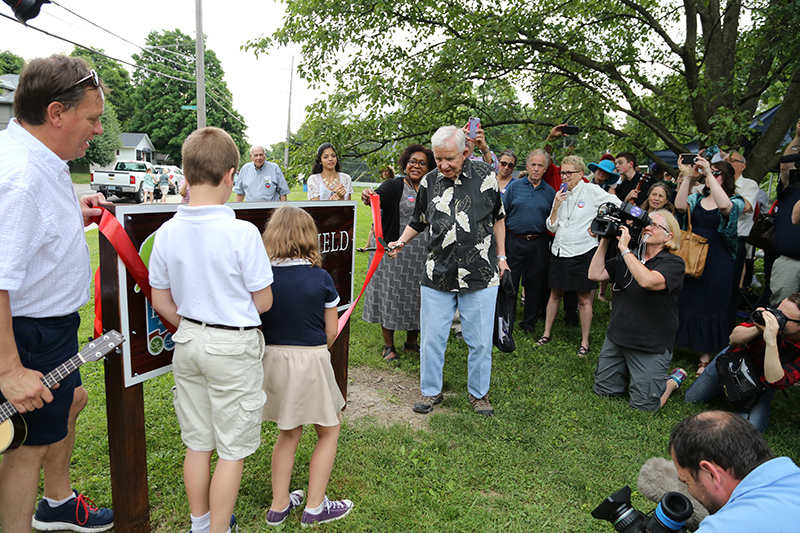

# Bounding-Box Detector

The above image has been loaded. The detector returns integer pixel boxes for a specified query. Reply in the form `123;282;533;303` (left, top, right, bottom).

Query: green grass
72;172;92;185
48;186;800;531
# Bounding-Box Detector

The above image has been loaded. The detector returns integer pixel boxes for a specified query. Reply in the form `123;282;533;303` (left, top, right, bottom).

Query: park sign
99;201;356;387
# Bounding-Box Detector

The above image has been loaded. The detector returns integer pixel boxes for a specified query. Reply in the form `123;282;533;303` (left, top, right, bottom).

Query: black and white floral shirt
409;158;505;292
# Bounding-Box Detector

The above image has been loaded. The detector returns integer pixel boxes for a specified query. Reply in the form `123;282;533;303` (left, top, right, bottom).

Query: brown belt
183;317;259;331
507;229;546;241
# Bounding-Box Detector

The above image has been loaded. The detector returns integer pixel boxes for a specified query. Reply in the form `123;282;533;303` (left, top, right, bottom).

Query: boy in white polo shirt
149;127;274;533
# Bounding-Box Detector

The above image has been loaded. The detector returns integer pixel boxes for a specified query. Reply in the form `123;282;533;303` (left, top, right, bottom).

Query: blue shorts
6;313;82;446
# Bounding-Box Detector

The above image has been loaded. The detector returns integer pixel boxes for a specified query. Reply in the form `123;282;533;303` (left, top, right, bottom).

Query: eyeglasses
711;169;723;176
53;69;100;101
650;222;670;233
727;158;744;164
407;159;428;168
499;161;515;168
560;170;582;177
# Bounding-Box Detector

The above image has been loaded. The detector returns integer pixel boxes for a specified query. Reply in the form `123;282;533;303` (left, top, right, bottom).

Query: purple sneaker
668;368;688;388
301;497;353;527
266;489;305;526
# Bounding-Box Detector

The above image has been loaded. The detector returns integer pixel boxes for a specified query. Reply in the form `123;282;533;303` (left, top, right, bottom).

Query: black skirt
548;248;598;292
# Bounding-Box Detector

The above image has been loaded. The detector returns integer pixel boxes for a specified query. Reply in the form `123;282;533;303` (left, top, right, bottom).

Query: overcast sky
0;0;321;149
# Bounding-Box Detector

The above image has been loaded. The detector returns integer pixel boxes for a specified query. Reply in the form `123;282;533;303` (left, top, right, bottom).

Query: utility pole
284;55;294;170
195;0;206;129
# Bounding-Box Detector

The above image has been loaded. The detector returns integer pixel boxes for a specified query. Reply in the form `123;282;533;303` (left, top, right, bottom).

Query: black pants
506;234;550;331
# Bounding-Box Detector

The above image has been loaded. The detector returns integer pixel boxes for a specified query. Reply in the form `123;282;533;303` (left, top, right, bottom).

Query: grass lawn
60;184;800;532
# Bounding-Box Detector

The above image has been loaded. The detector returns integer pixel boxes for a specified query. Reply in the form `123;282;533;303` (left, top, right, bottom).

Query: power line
0;12;244;126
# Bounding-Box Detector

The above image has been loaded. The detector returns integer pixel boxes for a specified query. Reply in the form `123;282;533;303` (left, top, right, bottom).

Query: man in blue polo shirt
234;145;290;202
502;149;556;333
670;411;800;532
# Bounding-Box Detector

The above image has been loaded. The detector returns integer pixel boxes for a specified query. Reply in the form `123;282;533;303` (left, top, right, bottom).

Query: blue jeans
684;348;776;433
420;285;498;398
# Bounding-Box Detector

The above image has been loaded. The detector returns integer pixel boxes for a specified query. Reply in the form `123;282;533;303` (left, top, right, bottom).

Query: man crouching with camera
589;209;687;411
683;293;800;432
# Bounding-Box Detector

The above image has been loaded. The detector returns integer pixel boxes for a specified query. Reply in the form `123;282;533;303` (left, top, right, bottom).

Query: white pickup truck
91;160;155;203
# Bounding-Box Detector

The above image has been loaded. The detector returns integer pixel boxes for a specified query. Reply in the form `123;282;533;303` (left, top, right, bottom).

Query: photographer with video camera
683;293;800;433
589;209;688;411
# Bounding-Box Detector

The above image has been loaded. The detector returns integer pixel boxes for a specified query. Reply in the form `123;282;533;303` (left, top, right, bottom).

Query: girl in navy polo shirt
260;206;353;527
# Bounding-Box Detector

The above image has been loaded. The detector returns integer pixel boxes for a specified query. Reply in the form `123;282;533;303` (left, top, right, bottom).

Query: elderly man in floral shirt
388;126;508;416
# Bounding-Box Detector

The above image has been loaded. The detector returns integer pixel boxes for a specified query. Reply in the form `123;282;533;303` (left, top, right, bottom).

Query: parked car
153;165;182;195
91;160;155;203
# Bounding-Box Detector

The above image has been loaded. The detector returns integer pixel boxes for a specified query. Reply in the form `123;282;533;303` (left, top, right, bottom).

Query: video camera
779;153;800;188
591;202;652;241
592;485;693;533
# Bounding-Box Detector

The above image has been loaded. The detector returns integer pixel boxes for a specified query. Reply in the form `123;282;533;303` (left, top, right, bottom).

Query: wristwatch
620;249;632;258
497;255;507;261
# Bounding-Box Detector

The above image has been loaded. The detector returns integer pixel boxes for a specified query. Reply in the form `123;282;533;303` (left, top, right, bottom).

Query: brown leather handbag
675;203;708;278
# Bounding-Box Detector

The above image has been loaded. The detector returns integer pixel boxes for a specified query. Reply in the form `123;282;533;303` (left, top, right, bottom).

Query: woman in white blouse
538;155;621;356
307;142;353;201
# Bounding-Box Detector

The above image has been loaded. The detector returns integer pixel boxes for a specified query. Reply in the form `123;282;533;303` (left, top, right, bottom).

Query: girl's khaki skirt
261;344;345;430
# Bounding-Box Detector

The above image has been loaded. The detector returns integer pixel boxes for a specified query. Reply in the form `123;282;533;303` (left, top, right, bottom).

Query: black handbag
493;270;517;353
747;213;775;253
715;346;766;410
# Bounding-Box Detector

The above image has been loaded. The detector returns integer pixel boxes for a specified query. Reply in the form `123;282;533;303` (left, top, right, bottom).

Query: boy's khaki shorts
170;318;266;461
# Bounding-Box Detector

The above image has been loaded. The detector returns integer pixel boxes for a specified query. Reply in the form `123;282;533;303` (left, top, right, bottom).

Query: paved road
73;183;182;204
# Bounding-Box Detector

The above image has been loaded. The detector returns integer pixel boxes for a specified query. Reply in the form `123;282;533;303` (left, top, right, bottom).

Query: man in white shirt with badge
234;145;290;202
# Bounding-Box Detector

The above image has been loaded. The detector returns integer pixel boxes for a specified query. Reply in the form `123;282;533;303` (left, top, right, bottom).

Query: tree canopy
248;0;800;182
0;50;24;75
130;29;247;165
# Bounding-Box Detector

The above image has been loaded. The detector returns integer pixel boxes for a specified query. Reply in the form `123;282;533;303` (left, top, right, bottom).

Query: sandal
535;335;551;347
577;345;590;357
695;360;710;377
381;345;398;362
402;343;420;353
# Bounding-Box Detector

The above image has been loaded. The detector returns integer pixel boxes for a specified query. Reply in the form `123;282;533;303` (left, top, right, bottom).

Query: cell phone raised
467;117;480;139
561;125;580;135
559;183;568;193
680;153;696;166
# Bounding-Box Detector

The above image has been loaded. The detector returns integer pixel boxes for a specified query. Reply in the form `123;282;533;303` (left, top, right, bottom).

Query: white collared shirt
0;120;92;317
547;180;621;257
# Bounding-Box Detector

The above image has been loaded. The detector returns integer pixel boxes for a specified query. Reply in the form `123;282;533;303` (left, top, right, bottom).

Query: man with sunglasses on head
684;293;800;433
0;56;113;532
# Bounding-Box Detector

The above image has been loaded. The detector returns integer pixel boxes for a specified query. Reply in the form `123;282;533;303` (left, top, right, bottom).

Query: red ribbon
93;208;177;335
336;193;385;337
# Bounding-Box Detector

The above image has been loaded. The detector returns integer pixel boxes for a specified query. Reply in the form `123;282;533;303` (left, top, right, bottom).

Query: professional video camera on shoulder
592;485;693;533
591;202;652;241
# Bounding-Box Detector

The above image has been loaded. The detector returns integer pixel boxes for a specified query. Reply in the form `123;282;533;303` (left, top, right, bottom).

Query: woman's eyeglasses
560;170;581;177
407;159;428;168
53;70;100;101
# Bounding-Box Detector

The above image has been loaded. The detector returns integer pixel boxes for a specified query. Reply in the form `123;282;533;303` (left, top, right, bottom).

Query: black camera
751;307;791;331
592;486;693;533
779;152;800;188
591;202;652;240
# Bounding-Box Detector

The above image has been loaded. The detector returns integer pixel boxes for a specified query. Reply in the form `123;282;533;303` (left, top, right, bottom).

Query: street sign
180;105;198;110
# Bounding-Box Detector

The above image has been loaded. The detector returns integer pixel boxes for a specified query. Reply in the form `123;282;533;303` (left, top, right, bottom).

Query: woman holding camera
589;210;688;411
540;155;621;356
674;157;744;375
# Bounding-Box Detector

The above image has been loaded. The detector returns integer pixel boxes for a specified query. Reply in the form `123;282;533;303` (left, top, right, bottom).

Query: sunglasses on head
53;69;100;101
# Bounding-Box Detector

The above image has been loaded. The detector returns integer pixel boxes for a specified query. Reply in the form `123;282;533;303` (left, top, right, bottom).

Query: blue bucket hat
587;159;620;184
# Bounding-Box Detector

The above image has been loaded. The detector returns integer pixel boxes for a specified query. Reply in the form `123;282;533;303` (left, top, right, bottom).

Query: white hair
249;145;265;155
431;126;466;151
527;148;551;166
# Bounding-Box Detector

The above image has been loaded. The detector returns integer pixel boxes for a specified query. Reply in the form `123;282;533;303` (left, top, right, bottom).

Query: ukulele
0;330;124;454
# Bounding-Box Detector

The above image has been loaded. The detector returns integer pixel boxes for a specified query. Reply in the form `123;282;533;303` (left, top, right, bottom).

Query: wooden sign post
99;201;356;532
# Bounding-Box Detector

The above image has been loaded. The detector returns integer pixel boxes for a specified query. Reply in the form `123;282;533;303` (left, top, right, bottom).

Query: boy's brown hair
262;206;322;267
181;127;239;186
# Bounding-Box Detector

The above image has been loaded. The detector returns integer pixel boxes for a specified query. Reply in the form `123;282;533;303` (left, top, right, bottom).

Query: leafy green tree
71;48;135;130
0;50;24;75
129;29;247;165
72;100;123;169
248;0;800;182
